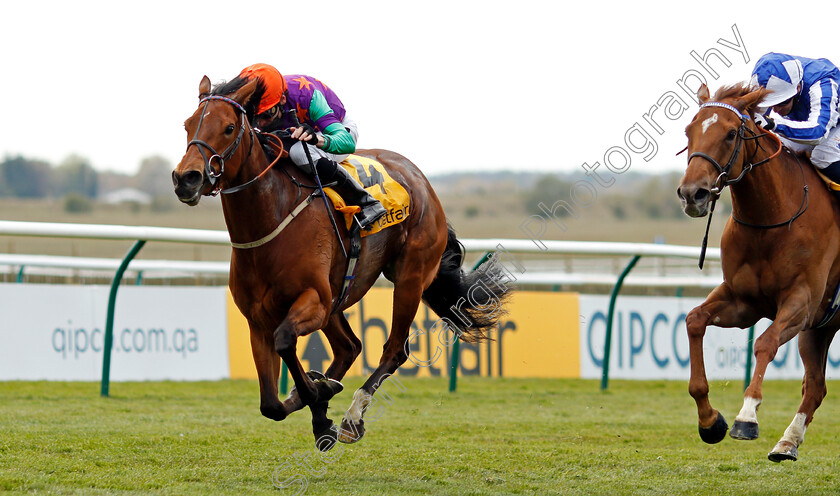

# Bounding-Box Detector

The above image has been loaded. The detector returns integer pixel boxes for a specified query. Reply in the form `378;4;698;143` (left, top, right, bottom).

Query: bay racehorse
677;82;840;461
172;75;509;451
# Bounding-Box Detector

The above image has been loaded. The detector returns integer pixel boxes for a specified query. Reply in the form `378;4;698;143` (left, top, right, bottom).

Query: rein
685;102;804;268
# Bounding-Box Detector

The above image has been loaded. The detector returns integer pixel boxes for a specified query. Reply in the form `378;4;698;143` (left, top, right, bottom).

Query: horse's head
677;83;770;217
172;76;259;205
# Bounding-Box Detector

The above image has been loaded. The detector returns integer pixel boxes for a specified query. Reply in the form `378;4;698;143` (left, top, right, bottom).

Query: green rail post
280;362;289;395
744;325;755;391
600;255;641;391
16;266;24;283
101;240;146;397
449;251;494;393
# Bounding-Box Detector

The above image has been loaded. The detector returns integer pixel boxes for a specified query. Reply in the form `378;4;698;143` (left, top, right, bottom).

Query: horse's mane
211;77;266;117
712;82;771;116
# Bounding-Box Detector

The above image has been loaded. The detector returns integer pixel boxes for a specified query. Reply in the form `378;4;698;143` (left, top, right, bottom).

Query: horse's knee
274;325;296;355
753;333;779;360
260;401;287;421
685;309;708;338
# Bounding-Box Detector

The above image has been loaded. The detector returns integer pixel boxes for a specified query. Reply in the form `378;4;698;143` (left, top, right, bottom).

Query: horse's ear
697;84;711;104
229;78;259;107
199;76;211;99
738;87;771;116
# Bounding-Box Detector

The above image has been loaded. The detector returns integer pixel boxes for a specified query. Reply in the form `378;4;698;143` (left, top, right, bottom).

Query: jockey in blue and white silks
750;52;840;181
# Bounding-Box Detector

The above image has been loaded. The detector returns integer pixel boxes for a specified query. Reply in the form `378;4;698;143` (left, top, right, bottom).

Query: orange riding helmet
239;63;287;115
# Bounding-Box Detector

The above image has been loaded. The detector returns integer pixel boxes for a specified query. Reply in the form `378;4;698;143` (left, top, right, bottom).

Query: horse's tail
421;225;512;343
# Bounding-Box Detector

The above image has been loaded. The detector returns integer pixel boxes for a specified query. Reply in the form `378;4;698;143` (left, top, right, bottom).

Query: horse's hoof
282;388;304;413
698;411;728;444
314;423;338;452
285;370;325;402
729;420;759;440
314;378;344;402
338;417;365;444
768;443;798;462
306;370;327;381
288;371;343;405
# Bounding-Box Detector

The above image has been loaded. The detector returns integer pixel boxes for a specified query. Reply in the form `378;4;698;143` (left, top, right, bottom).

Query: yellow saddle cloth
323;154;410;236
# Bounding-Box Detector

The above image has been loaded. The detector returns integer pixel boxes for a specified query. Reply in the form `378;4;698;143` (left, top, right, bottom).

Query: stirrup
354;203;387;230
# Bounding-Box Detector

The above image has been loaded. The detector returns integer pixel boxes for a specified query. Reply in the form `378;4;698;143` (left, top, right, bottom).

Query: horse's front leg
686;284;758;444
249;322;288;421
280;313;361;416
730;289;809;442
768;328;836;461
275;288;344;451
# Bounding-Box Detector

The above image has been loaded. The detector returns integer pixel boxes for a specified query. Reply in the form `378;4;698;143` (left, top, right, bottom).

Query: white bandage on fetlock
346;388;372;423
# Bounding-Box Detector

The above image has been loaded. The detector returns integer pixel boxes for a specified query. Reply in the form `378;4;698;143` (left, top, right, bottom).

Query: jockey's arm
308;89;356;155
772;78;840;145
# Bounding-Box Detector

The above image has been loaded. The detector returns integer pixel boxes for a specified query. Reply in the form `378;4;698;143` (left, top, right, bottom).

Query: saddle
326;155;410;237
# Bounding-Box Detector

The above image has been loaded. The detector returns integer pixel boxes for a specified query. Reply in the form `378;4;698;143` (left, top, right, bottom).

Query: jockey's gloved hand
755;114;775;131
297;123;320;145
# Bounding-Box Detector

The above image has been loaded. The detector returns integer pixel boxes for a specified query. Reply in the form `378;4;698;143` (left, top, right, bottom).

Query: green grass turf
1;378;839;495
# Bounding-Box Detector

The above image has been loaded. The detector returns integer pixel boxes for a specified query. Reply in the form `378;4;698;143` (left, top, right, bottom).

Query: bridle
183;94;316;251
185;95;281;196
686;102;783;195
683;101;807;268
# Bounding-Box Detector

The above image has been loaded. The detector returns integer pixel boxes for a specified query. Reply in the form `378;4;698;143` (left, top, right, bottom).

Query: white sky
3;0;839;177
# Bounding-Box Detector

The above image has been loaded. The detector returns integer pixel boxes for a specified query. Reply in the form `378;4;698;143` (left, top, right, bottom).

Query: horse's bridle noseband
186;95;254;196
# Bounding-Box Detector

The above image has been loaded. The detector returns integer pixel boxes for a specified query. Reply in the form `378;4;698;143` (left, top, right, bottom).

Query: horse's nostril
677;187;685;201
180;170;204;188
694;189;710;203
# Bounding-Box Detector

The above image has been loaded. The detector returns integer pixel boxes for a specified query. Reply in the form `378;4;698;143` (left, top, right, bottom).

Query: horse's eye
225;124;235;135
726;129;737;141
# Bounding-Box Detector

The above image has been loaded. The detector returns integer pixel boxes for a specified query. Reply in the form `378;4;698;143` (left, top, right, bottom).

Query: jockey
750;52;840;181
238;63;386;229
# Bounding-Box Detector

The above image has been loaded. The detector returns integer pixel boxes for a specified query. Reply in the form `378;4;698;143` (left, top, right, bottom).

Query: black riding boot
819;160;840;183
314;158;387;229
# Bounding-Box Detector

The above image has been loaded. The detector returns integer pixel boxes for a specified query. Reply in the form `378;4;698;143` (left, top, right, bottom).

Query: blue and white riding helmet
750;54;803;110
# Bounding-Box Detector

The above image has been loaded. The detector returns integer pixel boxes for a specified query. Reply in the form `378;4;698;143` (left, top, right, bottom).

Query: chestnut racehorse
677;82;840;461
172;75;509;451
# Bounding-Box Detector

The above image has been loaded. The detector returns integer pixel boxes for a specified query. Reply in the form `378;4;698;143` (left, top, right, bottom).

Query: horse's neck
729;151;802;227
220;155;296;244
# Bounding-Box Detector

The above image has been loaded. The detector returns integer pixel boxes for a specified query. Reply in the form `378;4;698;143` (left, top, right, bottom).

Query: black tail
421;225;513;343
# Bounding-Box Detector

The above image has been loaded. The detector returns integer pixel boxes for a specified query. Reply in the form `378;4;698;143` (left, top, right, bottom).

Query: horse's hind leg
338;277;424;444
323;313;362;380
768;329;836;462
731;294;809;442
339;231;442;444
